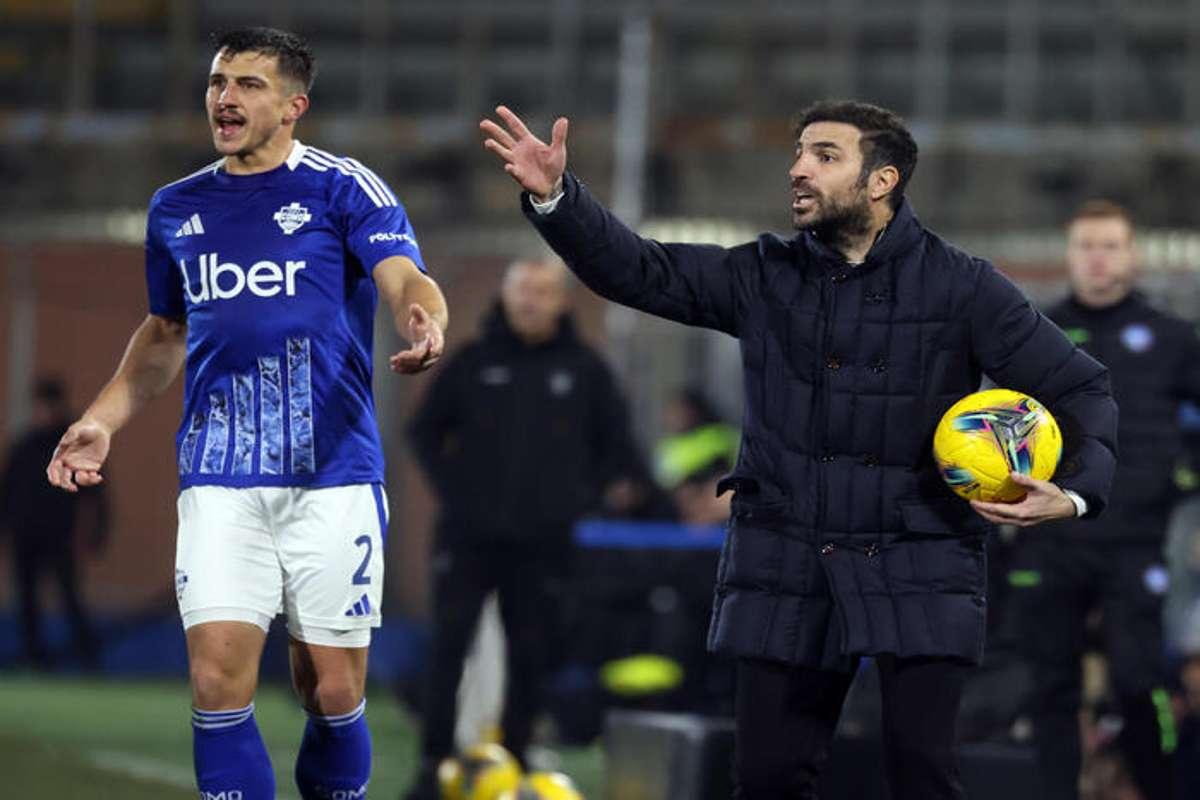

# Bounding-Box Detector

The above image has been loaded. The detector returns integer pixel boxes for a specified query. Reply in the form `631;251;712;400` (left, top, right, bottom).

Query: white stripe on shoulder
343;156;398;205
310;148;394;203
302;149;376;208
298;155;328;172
160;159;222;190
303;149;388;207
302;146;396;209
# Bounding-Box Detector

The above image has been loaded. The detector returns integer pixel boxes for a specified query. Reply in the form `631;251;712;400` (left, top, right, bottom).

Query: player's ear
284;93;309;125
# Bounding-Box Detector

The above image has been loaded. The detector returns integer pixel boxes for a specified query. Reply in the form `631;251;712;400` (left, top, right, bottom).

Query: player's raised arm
47;313;187;492
372;255;448;374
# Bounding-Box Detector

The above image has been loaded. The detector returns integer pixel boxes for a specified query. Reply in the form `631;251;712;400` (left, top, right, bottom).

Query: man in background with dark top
1;377;108;668
1010;200;1200;800
403;256;643;799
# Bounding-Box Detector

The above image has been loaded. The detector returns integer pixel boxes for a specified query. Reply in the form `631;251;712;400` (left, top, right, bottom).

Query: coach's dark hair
211;27;316;92
795;101;918;209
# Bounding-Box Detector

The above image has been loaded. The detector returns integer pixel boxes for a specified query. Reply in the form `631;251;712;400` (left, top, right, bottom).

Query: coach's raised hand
480;106;568;201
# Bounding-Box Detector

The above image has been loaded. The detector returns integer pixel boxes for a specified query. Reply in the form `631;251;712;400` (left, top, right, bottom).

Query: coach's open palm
480;105;569;200
47;418;111;492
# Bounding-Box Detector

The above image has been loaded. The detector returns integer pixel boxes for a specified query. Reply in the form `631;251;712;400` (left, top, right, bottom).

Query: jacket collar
798;197;924;268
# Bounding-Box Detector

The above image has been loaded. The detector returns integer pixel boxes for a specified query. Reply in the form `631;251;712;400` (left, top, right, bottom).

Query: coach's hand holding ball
969;471;1075;526
933;388;1076;526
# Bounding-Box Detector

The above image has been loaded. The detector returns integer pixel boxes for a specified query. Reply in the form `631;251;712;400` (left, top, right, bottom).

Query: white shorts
175;483;388;648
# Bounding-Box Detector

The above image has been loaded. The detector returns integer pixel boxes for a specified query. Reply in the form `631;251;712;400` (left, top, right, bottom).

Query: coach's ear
868;164;899;204
283;93;310;125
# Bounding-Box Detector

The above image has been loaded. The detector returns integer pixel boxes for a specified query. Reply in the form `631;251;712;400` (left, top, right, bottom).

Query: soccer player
481;102;1117;799
46;27;447;800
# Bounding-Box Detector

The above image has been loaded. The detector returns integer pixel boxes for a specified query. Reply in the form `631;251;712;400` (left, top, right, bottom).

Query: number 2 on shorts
352;534;372;585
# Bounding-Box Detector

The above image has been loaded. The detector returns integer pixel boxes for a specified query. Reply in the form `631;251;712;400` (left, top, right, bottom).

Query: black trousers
734;654;971;800
13;537;97;666
1010;537;1174;800
417;537;569;767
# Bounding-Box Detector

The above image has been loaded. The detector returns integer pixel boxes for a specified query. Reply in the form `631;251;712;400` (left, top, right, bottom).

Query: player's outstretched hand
480;105;569;201
390;302;444;374
970;472;1077;527
47;418;111;493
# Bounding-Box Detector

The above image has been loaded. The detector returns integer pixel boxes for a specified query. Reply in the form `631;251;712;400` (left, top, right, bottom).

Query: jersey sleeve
144;193;186;318
337;162;426;274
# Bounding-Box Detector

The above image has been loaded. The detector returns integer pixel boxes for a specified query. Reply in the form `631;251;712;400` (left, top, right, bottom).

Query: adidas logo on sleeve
175;213;206;238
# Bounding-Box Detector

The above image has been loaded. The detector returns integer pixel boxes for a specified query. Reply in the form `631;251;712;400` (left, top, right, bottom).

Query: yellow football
932;388;1062;502
460;743;522;800
497;771;584;800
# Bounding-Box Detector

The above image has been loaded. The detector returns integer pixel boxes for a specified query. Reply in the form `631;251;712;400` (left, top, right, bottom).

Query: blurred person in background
0;376;108;669
482;100;1117;800
403;256;644;800
1164;492;1200;797
45;27;447;800
1176;650;1200;796
1008;200;1200;800
654;387;739;525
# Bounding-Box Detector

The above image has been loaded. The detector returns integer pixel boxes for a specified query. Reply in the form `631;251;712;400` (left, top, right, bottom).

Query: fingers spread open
495;105;532;138
550;116;569;148
483;138;514;161
479;118;517;149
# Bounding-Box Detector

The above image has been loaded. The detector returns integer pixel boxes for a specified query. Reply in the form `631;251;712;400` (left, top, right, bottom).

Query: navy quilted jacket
525;174;1117;670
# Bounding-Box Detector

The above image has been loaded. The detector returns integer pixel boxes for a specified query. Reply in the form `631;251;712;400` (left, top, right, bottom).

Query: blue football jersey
144;141;425;489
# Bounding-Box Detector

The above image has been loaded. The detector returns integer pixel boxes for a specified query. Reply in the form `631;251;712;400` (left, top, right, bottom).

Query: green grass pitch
0;674;604;798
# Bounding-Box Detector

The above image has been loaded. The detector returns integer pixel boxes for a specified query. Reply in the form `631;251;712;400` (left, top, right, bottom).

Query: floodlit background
4;2;1200;798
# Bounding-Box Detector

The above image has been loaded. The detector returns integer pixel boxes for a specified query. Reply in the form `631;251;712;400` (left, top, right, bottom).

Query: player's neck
223;133;296;176
1073;285;1133;310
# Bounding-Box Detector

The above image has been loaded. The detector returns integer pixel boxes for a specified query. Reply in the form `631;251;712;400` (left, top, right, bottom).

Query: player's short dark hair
794;100;919;209
211;27;316;92
1068;199;1135;233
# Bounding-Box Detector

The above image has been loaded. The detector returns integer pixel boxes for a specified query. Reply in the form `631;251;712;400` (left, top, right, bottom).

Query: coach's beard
803;192;874;257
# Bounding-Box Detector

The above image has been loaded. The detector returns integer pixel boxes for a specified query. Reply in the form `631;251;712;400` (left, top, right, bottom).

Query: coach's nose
789;154;814;184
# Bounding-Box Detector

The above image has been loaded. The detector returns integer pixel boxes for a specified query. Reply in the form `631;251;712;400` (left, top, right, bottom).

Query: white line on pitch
87;750;301;800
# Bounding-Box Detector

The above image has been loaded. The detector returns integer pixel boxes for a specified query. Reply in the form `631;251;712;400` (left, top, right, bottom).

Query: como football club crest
273;201;312;235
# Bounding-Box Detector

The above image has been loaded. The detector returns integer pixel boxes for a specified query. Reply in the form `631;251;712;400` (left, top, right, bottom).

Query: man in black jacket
481;101;1118;799
1;377;108;668
404;257;642;799
1010;200;1200;800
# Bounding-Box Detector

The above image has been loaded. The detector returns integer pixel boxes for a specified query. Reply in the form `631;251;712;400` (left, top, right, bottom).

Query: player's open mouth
215;115;245;138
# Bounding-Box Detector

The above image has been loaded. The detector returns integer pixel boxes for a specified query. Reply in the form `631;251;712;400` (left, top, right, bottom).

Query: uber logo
179;253;307;303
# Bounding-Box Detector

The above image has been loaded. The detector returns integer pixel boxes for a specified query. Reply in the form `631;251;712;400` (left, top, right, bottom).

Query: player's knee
190;659;255;709
302;676;363;716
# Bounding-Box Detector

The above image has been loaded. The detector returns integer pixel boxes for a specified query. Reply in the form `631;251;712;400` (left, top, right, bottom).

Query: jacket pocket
721;474;791;522
898;499;990;537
